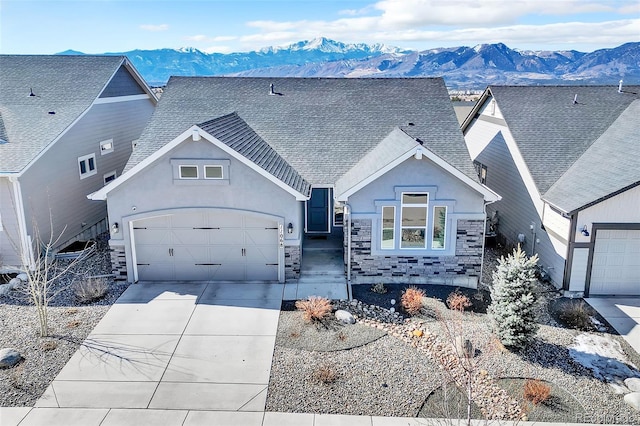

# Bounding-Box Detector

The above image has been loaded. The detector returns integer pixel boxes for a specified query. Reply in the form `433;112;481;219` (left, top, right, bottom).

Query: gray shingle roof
334;128;419;198
0;55;126;172
543;100;640;213
198;112;311;195
488;85;640;196
126;77;477;185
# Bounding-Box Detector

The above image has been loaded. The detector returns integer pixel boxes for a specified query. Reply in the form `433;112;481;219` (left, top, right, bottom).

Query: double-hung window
78;153;96;179
400;193;428;249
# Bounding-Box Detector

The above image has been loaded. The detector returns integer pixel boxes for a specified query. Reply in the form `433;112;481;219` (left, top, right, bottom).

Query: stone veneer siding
285;245;301;280
110;244;128;281
346;218;484;287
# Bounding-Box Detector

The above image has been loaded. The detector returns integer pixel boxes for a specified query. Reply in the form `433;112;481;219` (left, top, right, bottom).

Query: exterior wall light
111;222;119;234
580;225;589;237
287;223;294;234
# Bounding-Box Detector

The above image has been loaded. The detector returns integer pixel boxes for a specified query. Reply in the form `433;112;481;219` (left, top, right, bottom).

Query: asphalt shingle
0;55;126;172
198;112;311;196
126;77;477;186
543;99;640;213
489;85;640;196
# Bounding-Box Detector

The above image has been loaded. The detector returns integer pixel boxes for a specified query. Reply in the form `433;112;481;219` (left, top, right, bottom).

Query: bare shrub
295;296;332;323
559;300;593;331
66;319;82;329
313;364;337;384
41;340;58;351
401;286;425;315
72;277;108;304
337;331;347;341
523;379;551;405
447;290;472;312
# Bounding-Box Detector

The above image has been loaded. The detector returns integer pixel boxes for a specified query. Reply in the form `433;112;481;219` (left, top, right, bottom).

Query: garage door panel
137;264;174;281
133;211;281;282
590;229;640;296
245;229;278;245
135;229;171;245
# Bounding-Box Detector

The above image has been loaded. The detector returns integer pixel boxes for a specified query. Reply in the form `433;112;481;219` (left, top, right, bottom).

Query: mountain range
58;37;640;89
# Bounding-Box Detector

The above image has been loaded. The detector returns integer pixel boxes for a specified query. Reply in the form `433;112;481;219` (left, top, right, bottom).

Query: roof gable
543;99;640;213
0;55;154;173
469;85;640;195
89;115;310;202
125;77;478;185
335;128;500;202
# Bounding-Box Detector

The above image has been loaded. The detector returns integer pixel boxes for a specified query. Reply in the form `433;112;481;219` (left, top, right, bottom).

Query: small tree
488;245;539;349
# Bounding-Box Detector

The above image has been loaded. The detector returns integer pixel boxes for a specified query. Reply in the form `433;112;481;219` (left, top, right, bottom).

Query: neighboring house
462;85;640;297
0;55;157;268
89;77;499;286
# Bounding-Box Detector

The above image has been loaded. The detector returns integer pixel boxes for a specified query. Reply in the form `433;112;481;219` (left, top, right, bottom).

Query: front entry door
307;188;330;233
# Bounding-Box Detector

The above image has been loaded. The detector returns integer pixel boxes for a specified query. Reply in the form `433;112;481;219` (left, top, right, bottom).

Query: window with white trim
78;153;96;179
103;170;117;185
474;161;487;184
99;139;114;155
204;165;223;179
400;193;428;249
432;206;447;249
381;206;395;249
179;165;198;179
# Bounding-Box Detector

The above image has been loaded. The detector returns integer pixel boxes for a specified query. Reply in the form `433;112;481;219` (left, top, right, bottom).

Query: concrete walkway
586;297;640;355
35;282;283;413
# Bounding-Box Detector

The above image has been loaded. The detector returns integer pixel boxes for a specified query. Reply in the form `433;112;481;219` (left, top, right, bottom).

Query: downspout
345;203;353;300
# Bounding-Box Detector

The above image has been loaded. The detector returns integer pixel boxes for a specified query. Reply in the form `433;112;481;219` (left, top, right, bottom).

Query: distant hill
57;38;640;89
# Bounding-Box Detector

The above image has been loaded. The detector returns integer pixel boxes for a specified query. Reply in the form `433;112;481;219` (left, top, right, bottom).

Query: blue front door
307;188;330;232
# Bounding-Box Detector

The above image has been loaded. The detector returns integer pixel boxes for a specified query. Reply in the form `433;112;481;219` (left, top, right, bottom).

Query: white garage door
133;211;280;281
590;229;640;295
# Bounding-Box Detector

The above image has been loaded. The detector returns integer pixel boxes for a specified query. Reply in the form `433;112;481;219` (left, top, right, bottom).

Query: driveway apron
37;282;283;412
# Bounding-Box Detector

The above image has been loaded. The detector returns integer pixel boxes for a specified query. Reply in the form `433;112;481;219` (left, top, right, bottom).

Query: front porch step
297;275;347;285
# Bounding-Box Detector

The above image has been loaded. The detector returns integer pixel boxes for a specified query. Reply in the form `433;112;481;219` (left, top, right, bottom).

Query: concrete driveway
36;282;283;412
586;297;640;356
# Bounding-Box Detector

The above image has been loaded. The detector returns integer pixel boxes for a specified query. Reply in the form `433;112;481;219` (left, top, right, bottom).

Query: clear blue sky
1;0;638;54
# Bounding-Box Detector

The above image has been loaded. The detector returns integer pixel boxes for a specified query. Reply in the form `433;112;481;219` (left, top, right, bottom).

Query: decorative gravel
0;235;129;407
267;264;640;424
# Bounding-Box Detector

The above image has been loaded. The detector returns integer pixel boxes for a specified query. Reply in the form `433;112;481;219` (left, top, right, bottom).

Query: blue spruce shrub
488;245;539;349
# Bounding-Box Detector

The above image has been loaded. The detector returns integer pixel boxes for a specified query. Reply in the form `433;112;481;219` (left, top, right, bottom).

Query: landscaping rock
0;348;22;368
0;285;10;296
625;377;640;392
9;278;21;288
624;392;640;411
17;273;28;282
335;310;356;324
609;382;631;395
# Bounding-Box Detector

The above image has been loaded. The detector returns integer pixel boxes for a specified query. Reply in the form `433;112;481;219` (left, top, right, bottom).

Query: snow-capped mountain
57;39;639;88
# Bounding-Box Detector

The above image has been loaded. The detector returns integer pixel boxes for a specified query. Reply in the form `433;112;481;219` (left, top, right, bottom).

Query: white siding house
462;86;640;296
0;55;157;268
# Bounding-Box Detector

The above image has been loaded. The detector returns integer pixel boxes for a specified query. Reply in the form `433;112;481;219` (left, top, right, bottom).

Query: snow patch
569;333;640;382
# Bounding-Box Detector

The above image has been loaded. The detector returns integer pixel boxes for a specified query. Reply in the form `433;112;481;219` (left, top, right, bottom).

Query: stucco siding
105;134;302;282
0;178;21;266
465;119;566;286
19;98;155;250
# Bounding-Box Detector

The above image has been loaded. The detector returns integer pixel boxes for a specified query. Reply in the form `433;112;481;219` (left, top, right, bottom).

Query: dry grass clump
41;340;58;351
295;296;332;323
523;379;551;405
313;364;338;384
401;286;426;315
558;300;593;331
446;290;472;312
370;282;388;294
72;277;108;304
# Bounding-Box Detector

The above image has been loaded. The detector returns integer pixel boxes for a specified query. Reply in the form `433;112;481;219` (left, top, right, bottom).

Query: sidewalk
1;407;634;426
